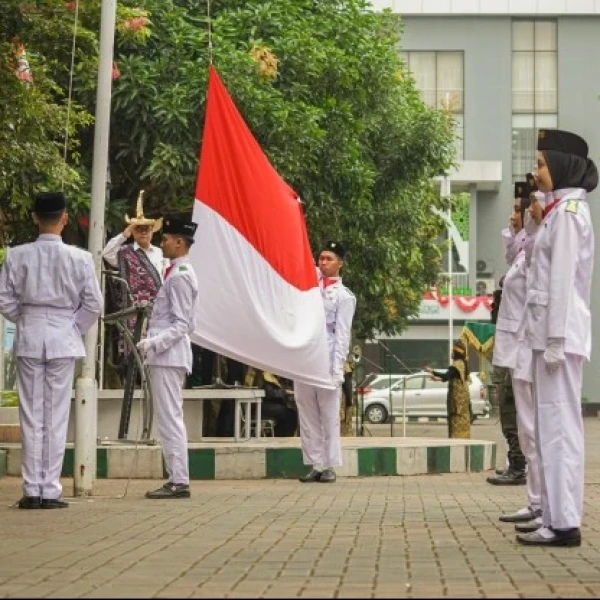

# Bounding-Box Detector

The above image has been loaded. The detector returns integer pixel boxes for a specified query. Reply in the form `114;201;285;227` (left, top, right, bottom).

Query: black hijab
543;150;599;193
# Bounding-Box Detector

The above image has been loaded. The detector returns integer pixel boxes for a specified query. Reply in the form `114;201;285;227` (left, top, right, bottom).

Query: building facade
366;0;600;402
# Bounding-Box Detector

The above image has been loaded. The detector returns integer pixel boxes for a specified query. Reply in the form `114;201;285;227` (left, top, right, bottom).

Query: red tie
323;277;337;288
164;264;174;279
543;198;560;218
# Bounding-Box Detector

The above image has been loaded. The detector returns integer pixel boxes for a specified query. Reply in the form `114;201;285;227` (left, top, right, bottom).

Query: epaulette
178;265;188;272
565;200;579;215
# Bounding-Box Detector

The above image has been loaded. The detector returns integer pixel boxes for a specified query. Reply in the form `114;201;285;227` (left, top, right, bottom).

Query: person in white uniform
494;181;543;524
0;192;103;509
517;129;598;548
137;216;199;499
489;181;532;482
295;241;356;484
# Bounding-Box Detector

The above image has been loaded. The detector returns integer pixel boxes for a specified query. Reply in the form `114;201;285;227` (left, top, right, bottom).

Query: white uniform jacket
492;249;533;381
0;234;103;359
102;233;169;280
524;188;594;360
145;255;199;371
318;272;356;384
502;228;528;266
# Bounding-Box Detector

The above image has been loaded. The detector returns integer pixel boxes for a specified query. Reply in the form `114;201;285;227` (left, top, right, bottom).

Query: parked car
358;371;490;425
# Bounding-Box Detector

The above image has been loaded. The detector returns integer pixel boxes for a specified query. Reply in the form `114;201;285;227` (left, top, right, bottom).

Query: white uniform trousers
149;366;189;485
511;374;541;512
16;356;75;499
294;382;342;468
533;351;585;529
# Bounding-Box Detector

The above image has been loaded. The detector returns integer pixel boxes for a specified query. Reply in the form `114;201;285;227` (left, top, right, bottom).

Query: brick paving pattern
1;418;600;598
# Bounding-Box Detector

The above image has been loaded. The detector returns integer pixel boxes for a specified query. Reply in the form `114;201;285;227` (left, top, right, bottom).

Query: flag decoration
189;66;332;388
460;321;496;382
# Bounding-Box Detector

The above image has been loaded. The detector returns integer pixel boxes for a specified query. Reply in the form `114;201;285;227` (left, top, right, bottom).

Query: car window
392;376;423;391
425;378;448;389
369;376;402;390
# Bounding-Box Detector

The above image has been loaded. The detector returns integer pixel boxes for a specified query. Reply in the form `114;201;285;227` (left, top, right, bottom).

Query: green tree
1;0;456;339
0;0;153;244
110;0;456;338
0;0;97;243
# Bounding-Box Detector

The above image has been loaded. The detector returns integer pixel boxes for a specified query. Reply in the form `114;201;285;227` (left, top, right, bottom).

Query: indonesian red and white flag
189;66;332;387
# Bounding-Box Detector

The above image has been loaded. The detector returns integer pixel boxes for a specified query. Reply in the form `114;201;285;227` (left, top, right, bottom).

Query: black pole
118;308;146;439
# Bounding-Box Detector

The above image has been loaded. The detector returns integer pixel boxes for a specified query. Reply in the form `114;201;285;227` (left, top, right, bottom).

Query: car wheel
365;403;388;425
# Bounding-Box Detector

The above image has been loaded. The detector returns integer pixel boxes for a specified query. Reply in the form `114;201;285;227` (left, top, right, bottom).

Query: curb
0;440;496;480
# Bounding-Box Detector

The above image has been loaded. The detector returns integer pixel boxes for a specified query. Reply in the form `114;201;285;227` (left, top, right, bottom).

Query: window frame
511;18;558;183
400;50;465;160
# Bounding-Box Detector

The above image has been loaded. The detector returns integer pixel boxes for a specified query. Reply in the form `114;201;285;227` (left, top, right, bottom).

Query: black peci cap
514;181;533;200
163;216;198;238
537;129;588;159
34;191;66;214
321;240;346;260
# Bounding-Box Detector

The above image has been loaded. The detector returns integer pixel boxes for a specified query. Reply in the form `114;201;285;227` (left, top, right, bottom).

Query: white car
358;370;490;425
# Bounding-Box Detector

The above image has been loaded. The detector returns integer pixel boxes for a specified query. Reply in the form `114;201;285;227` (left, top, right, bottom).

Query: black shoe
515;518;542;533
145;482;191;499
319;468;337;483
41;498;69;509
499;507;541;523
299;469;322;483
517;527;581;547
486;469;526;486
17;495;42;509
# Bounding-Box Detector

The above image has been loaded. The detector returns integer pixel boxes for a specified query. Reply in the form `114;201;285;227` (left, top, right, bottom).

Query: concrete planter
0;406;20;443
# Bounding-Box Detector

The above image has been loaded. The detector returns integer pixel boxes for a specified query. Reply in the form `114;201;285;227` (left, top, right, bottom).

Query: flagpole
73;0;116;497
442;175;453;362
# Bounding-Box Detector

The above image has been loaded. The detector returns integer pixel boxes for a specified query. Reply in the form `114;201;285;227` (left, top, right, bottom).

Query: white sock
313;465;323;472
537;527;556;539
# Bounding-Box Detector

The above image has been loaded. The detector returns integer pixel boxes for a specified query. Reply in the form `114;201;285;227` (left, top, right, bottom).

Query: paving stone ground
1;417;600;598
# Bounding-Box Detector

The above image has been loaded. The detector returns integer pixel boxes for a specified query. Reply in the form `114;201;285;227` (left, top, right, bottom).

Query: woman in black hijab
536;129;598;202
517;129;596;548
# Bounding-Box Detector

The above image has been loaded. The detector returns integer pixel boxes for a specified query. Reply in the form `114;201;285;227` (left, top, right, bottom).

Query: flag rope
61;0;80;191
207;0;213;65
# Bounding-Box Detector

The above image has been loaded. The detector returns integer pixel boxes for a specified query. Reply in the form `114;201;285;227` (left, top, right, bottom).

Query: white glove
136;338;153;357
543;338;565;373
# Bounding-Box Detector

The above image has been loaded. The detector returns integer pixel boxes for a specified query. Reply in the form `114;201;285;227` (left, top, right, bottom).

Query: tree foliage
1;0;457;339
0;0;95;243
110;0;456;338
0;0;150;243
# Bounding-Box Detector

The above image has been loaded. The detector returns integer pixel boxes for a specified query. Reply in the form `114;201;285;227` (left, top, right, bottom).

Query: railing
438;272;471;296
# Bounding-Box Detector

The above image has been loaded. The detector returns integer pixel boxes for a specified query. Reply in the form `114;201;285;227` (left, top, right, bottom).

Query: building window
400;51;464;160
511;20;558;181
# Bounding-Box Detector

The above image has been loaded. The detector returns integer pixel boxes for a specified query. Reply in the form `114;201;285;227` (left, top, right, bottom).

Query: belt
21;305;75;317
